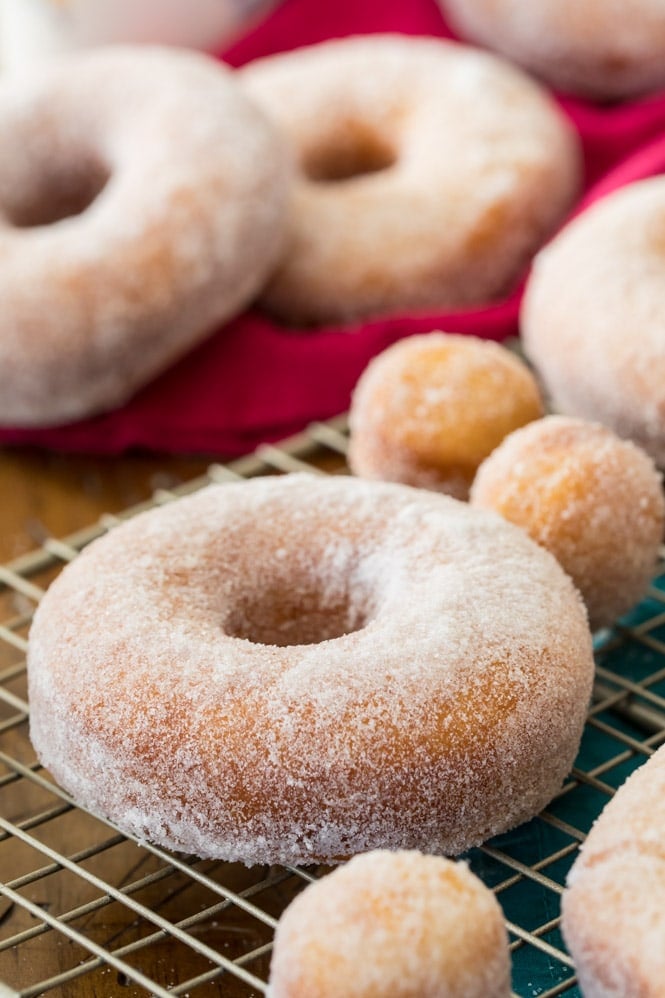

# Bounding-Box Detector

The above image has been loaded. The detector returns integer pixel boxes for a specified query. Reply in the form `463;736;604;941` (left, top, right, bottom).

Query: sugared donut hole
303;124;397;182
4;155;109;228
224;566;375;646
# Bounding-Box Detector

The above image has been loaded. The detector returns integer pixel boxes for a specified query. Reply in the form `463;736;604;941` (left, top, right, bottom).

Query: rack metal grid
0;413;663;997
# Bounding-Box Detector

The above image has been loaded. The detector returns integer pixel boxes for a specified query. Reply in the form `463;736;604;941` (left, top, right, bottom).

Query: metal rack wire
0;412;663;997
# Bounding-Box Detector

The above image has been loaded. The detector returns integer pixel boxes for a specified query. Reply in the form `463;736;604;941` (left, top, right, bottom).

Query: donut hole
5;156;110;228
303;124;397;183
225;568;374;646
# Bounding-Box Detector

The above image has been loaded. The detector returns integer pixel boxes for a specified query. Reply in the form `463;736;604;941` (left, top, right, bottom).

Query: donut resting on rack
349;333;545;500
470;416;665;630
28;474;594;866
562;742;665;997
268;850;512;998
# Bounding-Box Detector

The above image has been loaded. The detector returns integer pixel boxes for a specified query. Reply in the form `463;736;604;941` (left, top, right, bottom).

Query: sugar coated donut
0;45;291;426
471;416;665;630
348;333;544;499
240;34;580;325
439;0;665;100
522;178;665;467
562;743;665;996
268;850;511;998
28;474;594;866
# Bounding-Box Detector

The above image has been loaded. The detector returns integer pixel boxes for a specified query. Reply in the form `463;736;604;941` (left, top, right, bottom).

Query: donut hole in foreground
303;122;397;183
224;562;376;647
3;154;110;228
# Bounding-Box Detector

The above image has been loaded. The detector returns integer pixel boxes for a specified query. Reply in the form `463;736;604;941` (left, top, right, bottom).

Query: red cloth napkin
3;0;665;455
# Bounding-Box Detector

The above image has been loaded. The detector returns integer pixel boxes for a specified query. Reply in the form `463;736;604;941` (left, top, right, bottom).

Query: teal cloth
462;579;665;997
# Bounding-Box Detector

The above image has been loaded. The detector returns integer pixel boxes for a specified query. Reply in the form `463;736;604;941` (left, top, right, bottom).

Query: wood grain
0;445;279;997
0;448;211;563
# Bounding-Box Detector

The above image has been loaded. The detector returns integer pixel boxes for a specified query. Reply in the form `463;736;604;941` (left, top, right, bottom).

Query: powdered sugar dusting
28;474;594;865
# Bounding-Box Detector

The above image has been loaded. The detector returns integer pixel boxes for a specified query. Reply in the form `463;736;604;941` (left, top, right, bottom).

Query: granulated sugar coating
240;34;579;324
28;474;594;866
0;46;291;426
268;850;511;998
562;743;665;997
522;177;665;467
471;416;665;630
440;0;665;100
349;333;544;499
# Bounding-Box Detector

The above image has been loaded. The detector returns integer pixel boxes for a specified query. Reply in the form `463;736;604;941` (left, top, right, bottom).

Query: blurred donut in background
349;333;544;499
0;0;277;73
438;0;665;100
241;34;580;324
522;177;665;467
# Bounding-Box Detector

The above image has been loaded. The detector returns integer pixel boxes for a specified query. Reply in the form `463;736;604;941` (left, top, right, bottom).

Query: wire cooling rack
0;413;664;998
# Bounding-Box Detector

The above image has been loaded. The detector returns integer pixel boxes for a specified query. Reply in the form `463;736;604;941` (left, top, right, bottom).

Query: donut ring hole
303;122;397;183
5;154;110;228
223;558;376;646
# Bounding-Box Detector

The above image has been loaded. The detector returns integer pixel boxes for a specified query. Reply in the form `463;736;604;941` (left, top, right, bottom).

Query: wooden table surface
0;447;214;564
0;443;283;997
